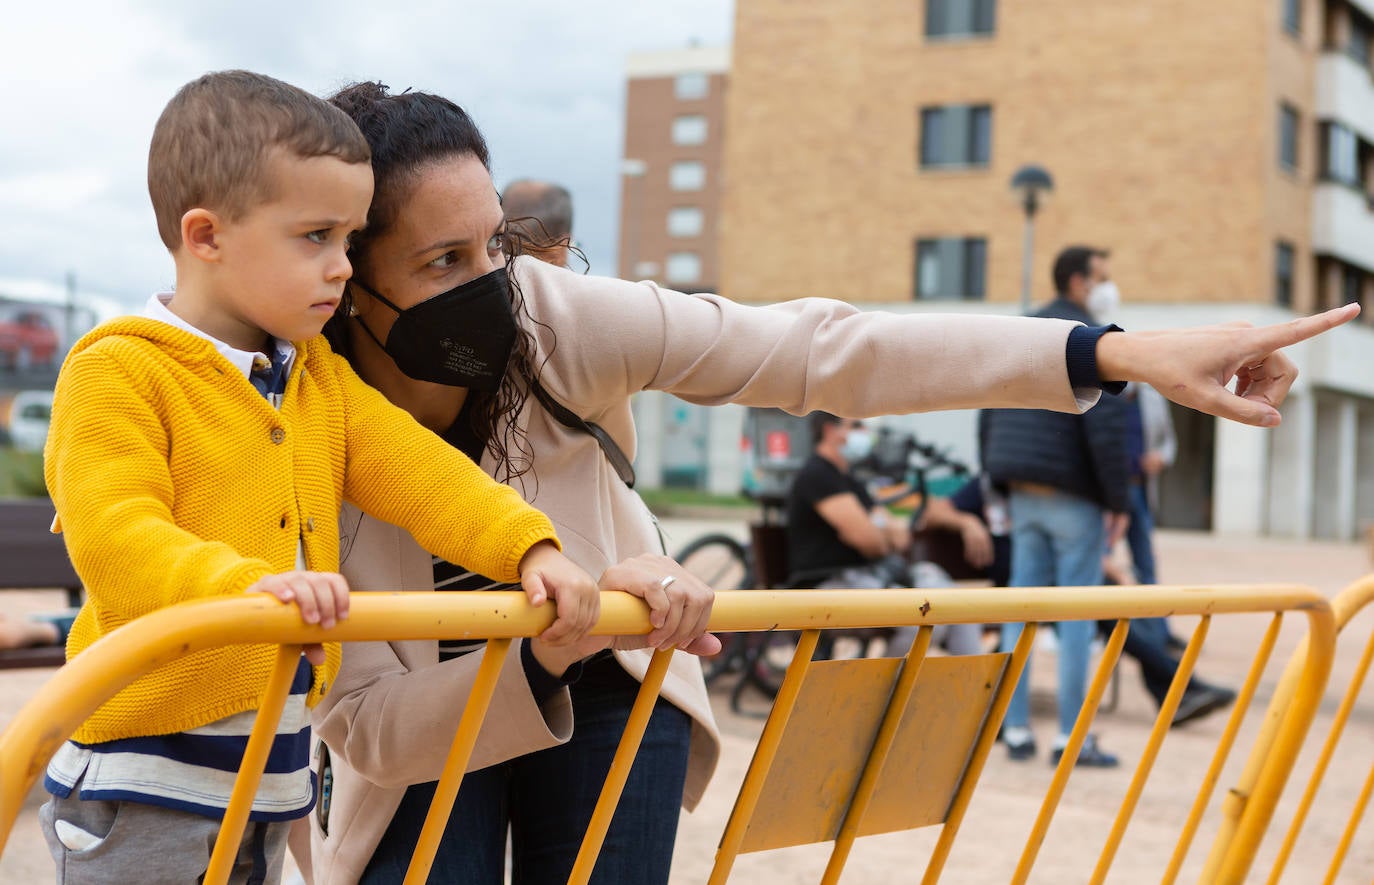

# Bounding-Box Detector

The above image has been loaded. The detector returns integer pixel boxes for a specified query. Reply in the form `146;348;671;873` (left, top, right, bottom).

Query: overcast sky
0;1;734;315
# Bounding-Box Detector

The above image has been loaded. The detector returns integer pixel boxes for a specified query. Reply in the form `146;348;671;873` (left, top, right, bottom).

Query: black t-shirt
786;454;875;576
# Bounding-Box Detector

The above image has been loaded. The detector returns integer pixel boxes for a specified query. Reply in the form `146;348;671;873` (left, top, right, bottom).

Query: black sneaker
1005;734;1037;761
1049;734;1119;768
1171;684;1237;728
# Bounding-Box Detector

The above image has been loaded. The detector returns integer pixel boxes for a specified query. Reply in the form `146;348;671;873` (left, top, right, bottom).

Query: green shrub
0;448;47;498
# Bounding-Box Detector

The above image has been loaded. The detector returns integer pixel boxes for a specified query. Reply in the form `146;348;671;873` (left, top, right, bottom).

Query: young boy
38;70;599;883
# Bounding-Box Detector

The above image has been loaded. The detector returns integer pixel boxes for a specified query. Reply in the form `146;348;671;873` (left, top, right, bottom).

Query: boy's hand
247;571;350;665
598;554;720;655
519;541;600;646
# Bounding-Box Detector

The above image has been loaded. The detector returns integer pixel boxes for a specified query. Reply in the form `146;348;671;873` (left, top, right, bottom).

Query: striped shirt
44;294;316;820
433;556;518;660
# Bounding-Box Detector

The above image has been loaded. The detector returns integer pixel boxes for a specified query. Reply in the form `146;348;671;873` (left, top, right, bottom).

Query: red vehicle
0;310;60;371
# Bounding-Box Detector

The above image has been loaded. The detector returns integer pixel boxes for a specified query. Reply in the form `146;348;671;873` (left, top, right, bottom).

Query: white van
8;390;54;451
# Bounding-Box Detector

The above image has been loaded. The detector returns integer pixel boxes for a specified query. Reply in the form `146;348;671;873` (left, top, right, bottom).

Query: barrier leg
709;629;821;885
204;645;300;885
567;648;674;885
1012;619;1127;885
404;639;512;885
921;624;1038;884
1091;617;1210;884
822;627;933;884
1162;614;1281;885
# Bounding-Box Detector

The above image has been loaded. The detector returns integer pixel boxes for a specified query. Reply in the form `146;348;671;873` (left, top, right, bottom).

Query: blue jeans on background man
1125;483;1157;585
362;658;692;885
1000;489;1106;738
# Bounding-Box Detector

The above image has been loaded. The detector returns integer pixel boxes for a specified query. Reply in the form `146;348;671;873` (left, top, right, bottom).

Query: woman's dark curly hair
323;81;554;485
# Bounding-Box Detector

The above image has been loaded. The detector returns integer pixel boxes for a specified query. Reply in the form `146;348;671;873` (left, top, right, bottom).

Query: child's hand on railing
246;571;350;665
518;541;600;647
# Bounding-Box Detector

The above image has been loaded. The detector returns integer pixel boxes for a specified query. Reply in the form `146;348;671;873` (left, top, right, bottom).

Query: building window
672;115;708;146
1278;103;1300;172
919;105;992;168
665;252;701;284
1342;264;1364;305
1321;121;1361;186
667;207;704;237
1349;9;1373;67
632;261;660;279
914;237;987;299
926;0;996;38
674;72;710;100
669;161;706;191
1275;241;1295;307
1282;0;1301;35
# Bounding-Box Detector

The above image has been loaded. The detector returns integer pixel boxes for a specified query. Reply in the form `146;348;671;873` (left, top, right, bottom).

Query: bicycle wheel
674;533;752;685
674;533;752;591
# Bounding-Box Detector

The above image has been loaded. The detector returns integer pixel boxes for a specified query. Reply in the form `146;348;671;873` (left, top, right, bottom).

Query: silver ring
659;575;677;590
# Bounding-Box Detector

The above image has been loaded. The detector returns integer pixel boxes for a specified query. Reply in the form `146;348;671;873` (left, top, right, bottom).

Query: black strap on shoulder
524;373;636;488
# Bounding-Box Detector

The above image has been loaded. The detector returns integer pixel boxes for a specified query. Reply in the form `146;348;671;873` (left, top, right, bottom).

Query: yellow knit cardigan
45;318;558;744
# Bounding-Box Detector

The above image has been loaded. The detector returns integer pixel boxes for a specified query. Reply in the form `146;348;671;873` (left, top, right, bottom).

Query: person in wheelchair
784;412;984;660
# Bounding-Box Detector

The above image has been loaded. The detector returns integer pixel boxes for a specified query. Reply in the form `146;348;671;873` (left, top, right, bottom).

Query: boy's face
203;151;373;351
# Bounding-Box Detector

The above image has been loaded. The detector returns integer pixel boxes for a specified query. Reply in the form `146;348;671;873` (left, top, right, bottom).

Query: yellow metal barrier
1228;575;1374;885
0;584;1339;883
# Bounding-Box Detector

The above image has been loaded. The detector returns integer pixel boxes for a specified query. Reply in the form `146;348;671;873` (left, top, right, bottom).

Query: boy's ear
181;209;223;263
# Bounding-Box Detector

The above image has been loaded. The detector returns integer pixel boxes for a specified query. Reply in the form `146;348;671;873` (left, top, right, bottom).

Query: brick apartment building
616;46;729;293
624;1;1374;540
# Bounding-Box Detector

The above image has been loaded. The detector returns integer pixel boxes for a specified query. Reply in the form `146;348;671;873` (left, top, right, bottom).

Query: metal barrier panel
0;585;1340;884
1229;575;1374;885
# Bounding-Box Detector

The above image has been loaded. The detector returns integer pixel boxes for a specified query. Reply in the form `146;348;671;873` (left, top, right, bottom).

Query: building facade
625;2;1374;540
617;46;730;293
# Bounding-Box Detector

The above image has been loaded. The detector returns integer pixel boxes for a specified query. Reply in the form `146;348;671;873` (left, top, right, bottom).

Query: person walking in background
982;245;1131;768
919;476;1235;727
501;179;575;267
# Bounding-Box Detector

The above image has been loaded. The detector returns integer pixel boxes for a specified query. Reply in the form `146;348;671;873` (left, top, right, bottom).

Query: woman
307;81;1354;884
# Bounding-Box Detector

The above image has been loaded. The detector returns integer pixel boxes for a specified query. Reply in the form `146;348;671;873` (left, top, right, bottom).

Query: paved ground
2;522;1371;883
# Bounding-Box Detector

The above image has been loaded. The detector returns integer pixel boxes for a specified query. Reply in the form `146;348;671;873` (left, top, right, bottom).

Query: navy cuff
519;639;583;706
1066;324;1126;395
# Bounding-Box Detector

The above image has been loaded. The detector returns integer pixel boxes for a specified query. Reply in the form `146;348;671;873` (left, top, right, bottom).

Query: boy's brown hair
148;70;371;251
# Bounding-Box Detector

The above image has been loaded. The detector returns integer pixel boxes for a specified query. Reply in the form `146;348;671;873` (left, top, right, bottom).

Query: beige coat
307;257;1097;882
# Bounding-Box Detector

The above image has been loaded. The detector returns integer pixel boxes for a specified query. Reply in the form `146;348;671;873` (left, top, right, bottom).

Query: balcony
1312;182;1374;271
1316;52;1374;144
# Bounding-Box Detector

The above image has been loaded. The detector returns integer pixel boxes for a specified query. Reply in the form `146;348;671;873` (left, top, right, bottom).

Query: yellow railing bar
203;644;300;885
1162;613;1282;885
568;648;675;885
404;638;512;885
822;626;934;884
921;623;1038;884
1091;617;1210;884
709;629;821;885
1325;758;1374;885
1012;618;1130;884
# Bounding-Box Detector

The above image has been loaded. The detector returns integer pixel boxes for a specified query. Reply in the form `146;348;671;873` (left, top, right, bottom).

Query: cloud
2;0;733;311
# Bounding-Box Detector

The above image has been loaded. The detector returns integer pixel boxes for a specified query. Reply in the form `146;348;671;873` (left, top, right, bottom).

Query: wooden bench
0;498;80;669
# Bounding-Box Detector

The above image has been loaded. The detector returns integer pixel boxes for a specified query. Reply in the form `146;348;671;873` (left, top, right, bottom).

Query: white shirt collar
143;293;295;381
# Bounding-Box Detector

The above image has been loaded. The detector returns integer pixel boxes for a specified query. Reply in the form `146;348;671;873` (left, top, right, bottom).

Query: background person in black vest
981;245;1131;768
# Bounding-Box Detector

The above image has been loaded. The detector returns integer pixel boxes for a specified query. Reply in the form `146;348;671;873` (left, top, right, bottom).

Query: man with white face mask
981;245;1131;768
785;412;984;659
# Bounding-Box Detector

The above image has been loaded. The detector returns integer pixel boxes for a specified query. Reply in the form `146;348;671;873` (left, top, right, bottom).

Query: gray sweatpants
40;788;288;885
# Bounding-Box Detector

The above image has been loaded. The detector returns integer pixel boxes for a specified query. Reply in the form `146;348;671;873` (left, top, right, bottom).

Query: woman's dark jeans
361;656;692;884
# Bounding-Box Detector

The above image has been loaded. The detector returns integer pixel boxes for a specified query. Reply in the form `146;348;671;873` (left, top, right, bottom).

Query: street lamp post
620;158;647;279
1010;165;1054;314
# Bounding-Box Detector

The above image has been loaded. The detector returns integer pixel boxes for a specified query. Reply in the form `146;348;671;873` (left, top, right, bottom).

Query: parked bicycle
674;427;973;714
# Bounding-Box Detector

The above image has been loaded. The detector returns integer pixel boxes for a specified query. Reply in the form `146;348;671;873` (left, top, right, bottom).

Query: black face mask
351;267;517;391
